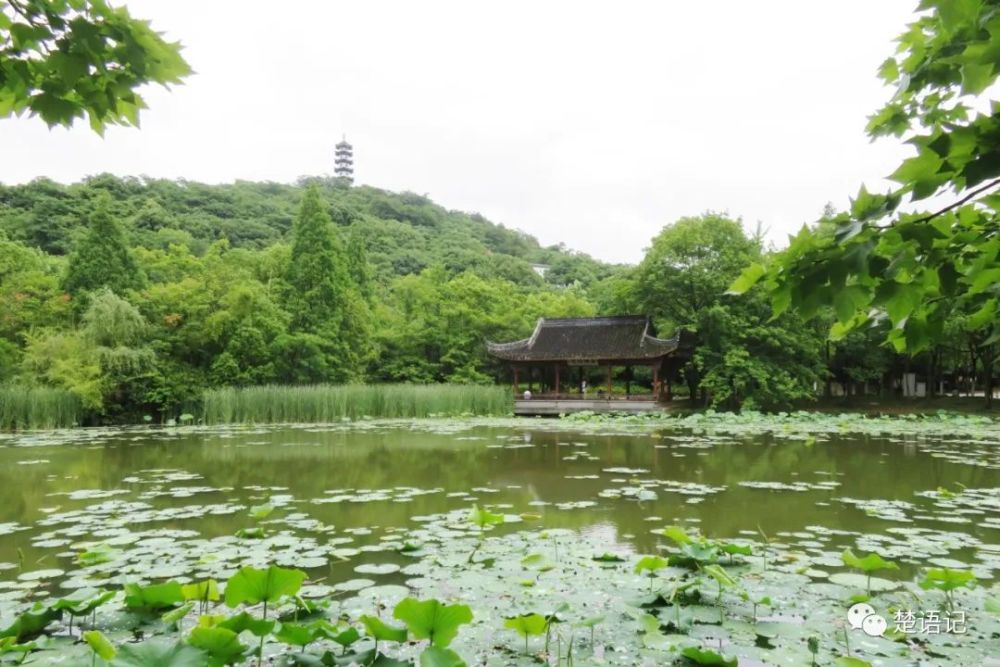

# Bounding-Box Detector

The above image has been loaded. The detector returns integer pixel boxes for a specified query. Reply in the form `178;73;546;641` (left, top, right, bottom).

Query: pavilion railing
514;392;658;401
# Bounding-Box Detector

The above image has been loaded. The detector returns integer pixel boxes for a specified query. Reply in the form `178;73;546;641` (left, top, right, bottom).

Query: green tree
632;214;821;409
732;0;1000;405
0;0;192;132
283;187;362;381
22;329;103;408
346;227;374;301
63;194;143;303
83;288;156;417
286;187;349;332
632;213;760;332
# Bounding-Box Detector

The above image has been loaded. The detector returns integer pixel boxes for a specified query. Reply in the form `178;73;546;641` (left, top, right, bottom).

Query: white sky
0;0;918;264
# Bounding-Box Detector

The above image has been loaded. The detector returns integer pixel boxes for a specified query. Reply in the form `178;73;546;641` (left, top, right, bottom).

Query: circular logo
861;613;888;637
846;602;886;637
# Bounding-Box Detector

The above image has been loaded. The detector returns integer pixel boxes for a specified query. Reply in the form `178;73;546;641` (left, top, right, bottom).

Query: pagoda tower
334;136;354;183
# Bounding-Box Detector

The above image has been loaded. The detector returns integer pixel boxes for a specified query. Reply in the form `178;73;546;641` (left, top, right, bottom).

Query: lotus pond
0;414;998;666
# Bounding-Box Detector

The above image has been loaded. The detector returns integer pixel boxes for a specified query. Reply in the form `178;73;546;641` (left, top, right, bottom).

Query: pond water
1;422;997;590
1;419;998;665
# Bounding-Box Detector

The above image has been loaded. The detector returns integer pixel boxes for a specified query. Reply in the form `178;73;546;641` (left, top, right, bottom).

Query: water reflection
0;424;997;583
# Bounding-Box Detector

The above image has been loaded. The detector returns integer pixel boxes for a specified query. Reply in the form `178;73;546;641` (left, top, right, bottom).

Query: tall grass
202;383;513;424
0;385;82;430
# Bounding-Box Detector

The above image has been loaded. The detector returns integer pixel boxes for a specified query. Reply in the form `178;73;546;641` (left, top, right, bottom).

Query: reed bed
202;383;512;424
0;385;81;430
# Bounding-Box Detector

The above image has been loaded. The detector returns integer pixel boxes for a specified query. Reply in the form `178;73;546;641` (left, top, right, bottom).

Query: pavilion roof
486;316;682;363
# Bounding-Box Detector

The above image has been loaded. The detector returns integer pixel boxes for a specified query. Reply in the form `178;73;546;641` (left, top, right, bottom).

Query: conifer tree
63;193;143;301
282;186;362;381
286;186;350;332
346;228;374;302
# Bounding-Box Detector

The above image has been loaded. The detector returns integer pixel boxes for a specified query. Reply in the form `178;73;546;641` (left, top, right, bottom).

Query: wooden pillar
555;365;560;396
513;367;520;395
528;367;533;392
607;365;613;397
652;365;659;401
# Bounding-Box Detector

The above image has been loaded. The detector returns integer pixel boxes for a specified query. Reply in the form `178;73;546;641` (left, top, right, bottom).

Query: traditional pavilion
487;316;690;414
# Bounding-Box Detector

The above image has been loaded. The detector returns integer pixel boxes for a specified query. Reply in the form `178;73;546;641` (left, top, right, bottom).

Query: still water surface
0;422;997;590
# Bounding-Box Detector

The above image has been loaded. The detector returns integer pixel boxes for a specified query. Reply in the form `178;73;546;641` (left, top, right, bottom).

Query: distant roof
487;316;682;363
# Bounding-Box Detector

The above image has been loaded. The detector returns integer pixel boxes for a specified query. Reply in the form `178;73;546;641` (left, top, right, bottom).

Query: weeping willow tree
83;288;155;373
23;289;155;417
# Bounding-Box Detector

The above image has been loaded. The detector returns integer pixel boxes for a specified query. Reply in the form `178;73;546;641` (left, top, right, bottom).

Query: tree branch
898;177;1000;227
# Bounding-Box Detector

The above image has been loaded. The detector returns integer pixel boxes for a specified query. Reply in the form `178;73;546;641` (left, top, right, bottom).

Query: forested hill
0;174;622;422
0;175;612;287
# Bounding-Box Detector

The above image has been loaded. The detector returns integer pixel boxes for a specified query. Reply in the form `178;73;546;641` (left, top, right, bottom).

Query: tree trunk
927;350;937;399
823;341;832;398
985;346;995;410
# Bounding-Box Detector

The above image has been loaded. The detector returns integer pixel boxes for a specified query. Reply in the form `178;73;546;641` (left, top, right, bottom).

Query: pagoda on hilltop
334;136;354;183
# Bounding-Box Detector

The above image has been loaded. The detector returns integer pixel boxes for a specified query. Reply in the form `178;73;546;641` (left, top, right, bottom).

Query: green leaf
51;589;115;615
248;503;274;520
111;639;208;667
393;598;473;647
634;555;669;574
849;187;890;222
961;62;994;94
834;658;872;667
934;0;979;33
187;627;247;666
216;612;275;637
968;267;1000;294
326;623;360;648
123;582;185;611
591;552;625;562
49;52;89;87
419;646;467;667
680;646;738;666
702;564;737;588
919;568;977;592
520;553;551;570
360;615;407;643
76;543;121;566
161;602;194;625
181;580;220;603
223;565;306;607
273;622;316;648
720;543;752;557
833;286;869;324
841;549;899;574
0;604;62;641
878;282;922;327
726;263;765;294
658;525;693;545
468;504;504;529
575;614;605;628
503;613;547;638
83;630;117;660
878;57;899;83
890;150;945;185
968;298;997;329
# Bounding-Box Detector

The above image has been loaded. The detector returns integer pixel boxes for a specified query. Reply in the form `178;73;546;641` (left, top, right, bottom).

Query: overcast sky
1;1;918;264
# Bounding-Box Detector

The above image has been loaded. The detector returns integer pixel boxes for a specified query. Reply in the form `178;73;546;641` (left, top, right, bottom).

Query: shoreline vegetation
0;385;81;430
201;383;512;424
4;380;1000;433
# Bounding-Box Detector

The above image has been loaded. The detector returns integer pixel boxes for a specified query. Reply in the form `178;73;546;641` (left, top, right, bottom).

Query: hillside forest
0;174;995;423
